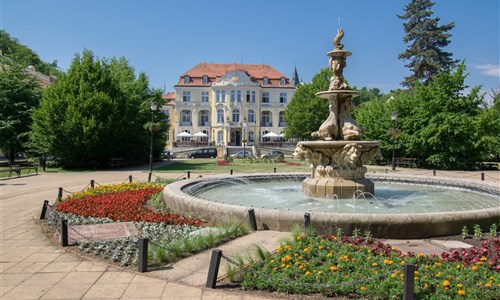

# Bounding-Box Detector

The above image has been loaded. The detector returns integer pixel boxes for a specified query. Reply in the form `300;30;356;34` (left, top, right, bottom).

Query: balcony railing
180;121;192;126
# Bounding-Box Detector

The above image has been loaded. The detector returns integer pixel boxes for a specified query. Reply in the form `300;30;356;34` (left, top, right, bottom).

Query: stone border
163;173;500;239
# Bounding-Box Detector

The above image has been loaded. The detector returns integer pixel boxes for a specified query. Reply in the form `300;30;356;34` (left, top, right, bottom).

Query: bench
396;157;417;168
110;157;130;168
0;160;39;177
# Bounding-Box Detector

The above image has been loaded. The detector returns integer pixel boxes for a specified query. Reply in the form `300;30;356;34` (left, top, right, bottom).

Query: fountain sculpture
294;28;380;198
163;29;499;238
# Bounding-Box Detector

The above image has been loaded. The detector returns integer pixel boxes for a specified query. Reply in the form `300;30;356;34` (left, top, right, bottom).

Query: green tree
0;59;41;162
398;0;458;88
29;50;163;168
284;68;331;139
0;30;60;76
397;63;485;169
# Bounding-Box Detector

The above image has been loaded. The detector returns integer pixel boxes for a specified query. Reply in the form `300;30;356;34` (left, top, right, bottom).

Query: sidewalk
1;167;498;299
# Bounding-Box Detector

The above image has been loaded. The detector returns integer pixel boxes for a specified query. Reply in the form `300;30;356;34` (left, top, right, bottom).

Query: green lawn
155;158;311;174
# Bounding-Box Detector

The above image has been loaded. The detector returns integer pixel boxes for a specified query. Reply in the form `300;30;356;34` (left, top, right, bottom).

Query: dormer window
184;76;190;84
263;77;269;85
280;77;286;85
202;75;208;84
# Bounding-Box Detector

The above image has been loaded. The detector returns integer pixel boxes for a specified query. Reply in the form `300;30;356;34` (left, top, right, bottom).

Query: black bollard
304;212;311;228
206;249;222;288
273;167;276;173
138;238;149;272
61;220;68;247
403;264;415;300
129;175;133;183
433;170;436;176
230;169;233;175
187;171;191;179
148;172;152;183
39;200;49;220
90;179;95;188
248;208;257;231
481;172;484;181
57;187;63;201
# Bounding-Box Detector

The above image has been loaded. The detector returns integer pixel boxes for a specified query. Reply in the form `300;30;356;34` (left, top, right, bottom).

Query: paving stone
430;240;473;251
41;283;93;299
82;283;129;299
162;283;202;298
95;271;135;284
121;282;167;298
2;283;51;299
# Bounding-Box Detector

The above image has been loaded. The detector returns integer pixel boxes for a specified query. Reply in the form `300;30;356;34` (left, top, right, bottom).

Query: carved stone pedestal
294;141;380;199
302;177;374;199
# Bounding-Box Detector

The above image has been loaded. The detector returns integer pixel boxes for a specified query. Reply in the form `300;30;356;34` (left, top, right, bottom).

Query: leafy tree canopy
29;50;167;168
0;60;41;162
0;30;61;76
398;0;458;88
284;68;331;140
356;63;494;170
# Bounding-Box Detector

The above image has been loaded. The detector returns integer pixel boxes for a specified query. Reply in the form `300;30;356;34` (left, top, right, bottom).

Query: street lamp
391;111;397;171
148;102;158;182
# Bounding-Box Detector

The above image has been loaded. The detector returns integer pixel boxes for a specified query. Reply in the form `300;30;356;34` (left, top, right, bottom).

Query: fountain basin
163;173;500;239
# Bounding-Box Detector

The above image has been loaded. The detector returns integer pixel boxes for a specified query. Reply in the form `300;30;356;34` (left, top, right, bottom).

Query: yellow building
167;63;297;149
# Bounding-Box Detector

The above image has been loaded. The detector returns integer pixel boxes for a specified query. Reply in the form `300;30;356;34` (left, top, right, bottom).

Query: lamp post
148;102;158;182
391;111;397;171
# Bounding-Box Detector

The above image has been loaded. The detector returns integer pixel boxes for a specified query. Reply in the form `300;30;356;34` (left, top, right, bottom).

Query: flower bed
240;233;500;299
56;183;205;226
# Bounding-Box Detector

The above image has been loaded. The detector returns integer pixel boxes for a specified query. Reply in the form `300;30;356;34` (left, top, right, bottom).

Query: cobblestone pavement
1;165;498;299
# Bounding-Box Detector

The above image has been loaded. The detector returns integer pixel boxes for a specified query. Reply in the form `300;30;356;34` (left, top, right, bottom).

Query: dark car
188;148;218;159
261;150;284;159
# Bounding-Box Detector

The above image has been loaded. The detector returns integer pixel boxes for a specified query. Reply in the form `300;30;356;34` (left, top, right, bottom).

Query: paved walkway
1;166;498;299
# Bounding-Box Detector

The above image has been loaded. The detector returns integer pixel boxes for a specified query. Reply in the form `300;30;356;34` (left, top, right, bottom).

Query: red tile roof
175;63;294;88
162;92;176;105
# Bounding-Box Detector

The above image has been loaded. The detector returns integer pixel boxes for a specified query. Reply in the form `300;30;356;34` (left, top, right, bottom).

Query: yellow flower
417;253;424;258
456;283;463;288
400;260;406;266
442;280;451;287
485;283;492;288
281;257;287;262
303;247;310;253
480;256;487;261
391;273;397;278
360;286;367;291
285;244;291;250
327;253;332;257
458;289;465;296
372;262;378;267
330;266;338;271
424;283;429;289
383;259;394;265
471;265;478;271
305;271;311;276
277;247;282;252
318;271;323;275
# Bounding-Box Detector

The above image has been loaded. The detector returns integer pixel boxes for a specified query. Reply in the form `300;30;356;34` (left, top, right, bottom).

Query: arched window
199;110;209;126
202;75;208;84
248;110;255;123
181;110;191;125
232;109;240;123
217;109;224;123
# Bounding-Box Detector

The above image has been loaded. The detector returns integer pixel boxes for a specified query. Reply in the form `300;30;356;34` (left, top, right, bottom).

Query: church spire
292;66;300;86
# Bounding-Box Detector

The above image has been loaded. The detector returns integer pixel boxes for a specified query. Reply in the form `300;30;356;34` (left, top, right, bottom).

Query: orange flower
442;280;451;287
458;289;465;296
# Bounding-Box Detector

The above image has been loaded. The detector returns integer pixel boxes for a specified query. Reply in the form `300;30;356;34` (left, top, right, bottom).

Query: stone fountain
294;28;380;198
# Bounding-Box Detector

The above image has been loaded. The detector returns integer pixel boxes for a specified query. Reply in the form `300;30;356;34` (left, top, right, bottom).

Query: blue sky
2;0;499;97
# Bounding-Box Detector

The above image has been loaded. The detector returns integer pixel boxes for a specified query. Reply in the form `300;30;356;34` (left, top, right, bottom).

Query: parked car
230;150;253;159
188;148;218;159
261;150;284;159
161;150;176;159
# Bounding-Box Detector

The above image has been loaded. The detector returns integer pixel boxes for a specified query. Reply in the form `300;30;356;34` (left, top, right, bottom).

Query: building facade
168;63;296;148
